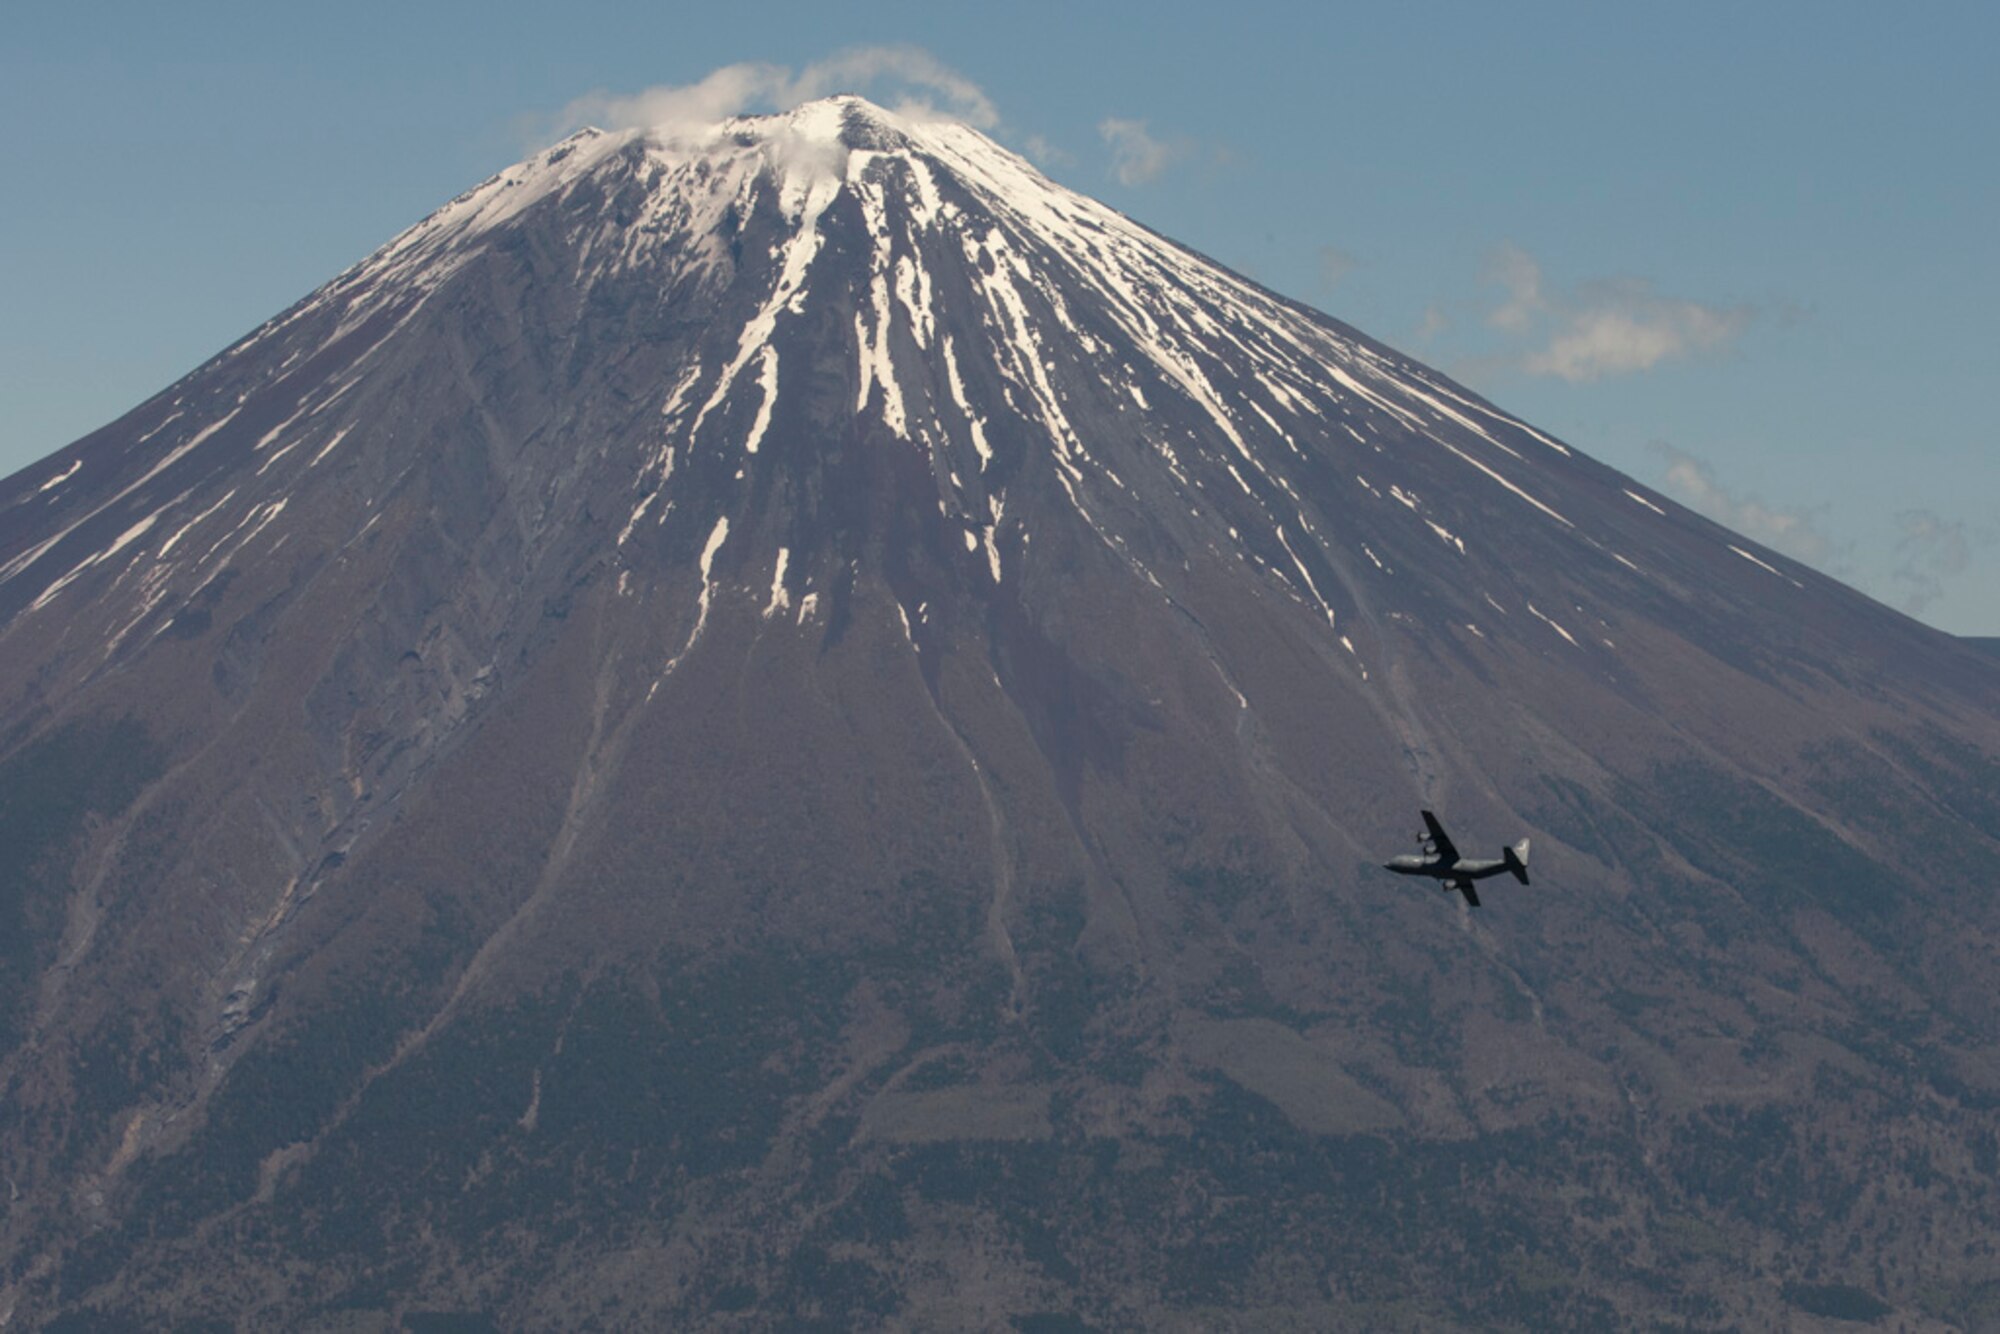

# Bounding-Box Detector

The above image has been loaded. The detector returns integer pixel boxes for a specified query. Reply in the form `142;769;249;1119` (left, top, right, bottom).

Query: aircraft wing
1420;810;1460;864
1454;879;1481;908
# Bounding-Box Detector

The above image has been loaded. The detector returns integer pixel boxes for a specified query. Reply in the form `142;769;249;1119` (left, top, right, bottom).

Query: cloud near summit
1098;118;1175;186
562;47;999;135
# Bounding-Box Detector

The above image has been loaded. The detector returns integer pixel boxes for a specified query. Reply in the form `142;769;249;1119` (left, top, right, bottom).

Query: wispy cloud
1484;242;1545;334
1526;289;1753;382
1648;441;1844;568
560;47;998;138
1649;445;1995;624
1021;133;1073;167
1482;243;1754;382
1317;245;1357;289
1890;509;1976;617
1098;117;1177;186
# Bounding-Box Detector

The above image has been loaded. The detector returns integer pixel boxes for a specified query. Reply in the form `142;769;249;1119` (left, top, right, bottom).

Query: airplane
1382;810;1530;907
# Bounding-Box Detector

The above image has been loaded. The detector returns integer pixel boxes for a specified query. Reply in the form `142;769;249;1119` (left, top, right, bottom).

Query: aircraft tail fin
1503;838;1531;886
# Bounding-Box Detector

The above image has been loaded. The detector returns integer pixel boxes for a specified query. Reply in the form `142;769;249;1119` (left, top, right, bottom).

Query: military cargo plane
1383;810;1530;907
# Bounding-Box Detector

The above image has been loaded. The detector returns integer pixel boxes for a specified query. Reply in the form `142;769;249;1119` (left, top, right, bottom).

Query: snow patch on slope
764;547;792;617
651;516;731;696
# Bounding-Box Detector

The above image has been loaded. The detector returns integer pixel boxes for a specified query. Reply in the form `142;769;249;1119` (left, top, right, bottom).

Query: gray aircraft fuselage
1383;811;1531;907
1383;853;1517;882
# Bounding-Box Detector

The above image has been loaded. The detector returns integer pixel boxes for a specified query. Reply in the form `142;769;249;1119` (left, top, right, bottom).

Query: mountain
3;96;1998;1329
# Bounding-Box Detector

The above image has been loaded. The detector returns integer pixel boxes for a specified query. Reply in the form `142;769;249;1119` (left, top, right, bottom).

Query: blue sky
4;1;1994;631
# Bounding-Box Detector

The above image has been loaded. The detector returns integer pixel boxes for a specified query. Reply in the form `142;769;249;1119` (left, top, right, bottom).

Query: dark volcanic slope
3;97;1999;1329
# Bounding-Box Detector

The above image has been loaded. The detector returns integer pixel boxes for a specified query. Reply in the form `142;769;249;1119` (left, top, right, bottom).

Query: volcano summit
2;96;1998;1328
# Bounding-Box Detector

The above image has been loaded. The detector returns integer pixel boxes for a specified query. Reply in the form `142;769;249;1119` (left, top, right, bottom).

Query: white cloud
562;63;786;135
1526;290;1752;382
1482;243;1753;382
798;46;998;127
1098;118;1175;186
1649;441;1842;568
561;47;998;138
